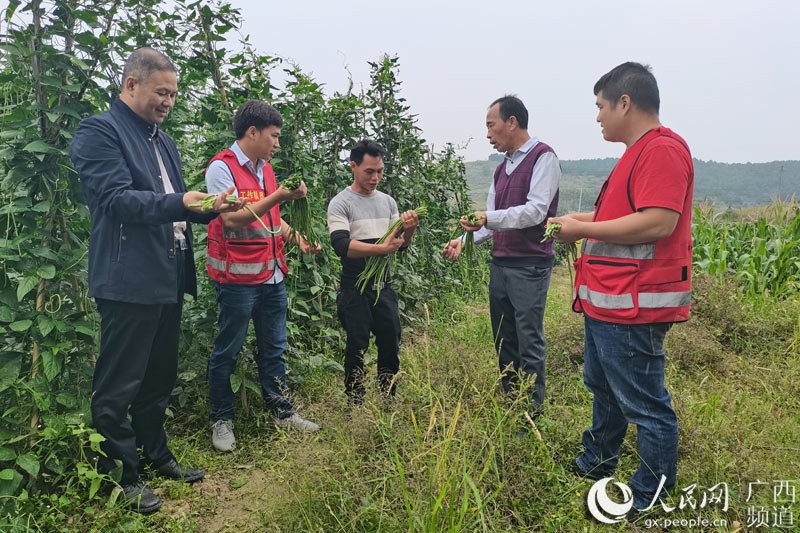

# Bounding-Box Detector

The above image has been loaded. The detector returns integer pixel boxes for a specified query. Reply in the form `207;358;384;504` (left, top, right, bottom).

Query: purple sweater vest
492;142;559;258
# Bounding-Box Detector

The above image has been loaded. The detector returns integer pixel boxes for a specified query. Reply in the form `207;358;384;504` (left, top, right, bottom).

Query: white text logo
587;477;634;524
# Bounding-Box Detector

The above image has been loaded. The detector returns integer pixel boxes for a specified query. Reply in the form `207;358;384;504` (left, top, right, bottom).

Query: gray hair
122;47;177;83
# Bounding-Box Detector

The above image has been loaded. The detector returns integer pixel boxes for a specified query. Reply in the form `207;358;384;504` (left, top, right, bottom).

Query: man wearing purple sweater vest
443;96;561;433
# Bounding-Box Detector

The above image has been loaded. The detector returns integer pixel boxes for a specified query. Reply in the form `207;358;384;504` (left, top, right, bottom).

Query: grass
39;268;800;532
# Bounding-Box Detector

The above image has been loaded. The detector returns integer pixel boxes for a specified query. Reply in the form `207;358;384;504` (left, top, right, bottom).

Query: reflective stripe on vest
208;258;277;274
582;240;656;260
208;256;226;272
222;226;282;240
577;285;691;309
639;290;691;308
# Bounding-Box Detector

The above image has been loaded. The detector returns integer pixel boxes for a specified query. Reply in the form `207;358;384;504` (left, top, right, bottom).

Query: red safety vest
572;130;693;324
205;150;288;284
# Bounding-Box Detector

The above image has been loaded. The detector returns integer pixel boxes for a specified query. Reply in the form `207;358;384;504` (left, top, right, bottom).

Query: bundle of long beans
356;205;429;301
460;212;483;264
189;194;280;234
281;174;319;248
188;194;235;211
541;222;578;285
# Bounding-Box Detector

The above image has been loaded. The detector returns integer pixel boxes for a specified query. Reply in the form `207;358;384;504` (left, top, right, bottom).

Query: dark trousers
91;250;184;484
337;285;401;401
489;262;552;410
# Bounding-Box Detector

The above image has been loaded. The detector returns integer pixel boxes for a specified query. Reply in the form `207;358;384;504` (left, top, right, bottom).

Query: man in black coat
70;47;244;513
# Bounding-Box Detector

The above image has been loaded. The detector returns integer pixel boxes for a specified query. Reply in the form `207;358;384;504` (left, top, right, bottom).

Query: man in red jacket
549;62;694;517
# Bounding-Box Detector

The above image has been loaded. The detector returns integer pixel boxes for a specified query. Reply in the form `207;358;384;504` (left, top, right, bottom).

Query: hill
465;157;800;212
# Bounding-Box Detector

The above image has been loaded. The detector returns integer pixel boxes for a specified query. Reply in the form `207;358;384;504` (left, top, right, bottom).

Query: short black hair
594;62;660;115
122;47;177;83
489;95;529;130
233;100;283;139
350;139;385;165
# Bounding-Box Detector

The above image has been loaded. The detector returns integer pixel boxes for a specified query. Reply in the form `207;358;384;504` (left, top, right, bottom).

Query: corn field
692;202;800;298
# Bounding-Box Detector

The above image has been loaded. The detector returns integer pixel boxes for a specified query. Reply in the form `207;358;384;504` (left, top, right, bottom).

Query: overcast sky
236;0;799;163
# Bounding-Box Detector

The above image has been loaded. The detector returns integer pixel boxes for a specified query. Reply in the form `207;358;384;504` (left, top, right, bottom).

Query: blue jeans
575;315;678;510
208;281;293;420
488;262;552;409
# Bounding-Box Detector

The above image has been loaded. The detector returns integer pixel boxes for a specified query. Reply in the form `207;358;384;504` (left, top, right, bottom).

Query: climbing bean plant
0;0;475;523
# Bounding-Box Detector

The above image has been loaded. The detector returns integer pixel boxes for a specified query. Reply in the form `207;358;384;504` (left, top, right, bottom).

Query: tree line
466;157;800;211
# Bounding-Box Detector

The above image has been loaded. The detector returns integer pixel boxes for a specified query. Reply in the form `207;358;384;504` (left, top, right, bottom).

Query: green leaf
0;469;22;497
16;454;39;478
0;446;16;461
89;476;102;499
0;289;16;307
31;201;51;213
55;392;77;408
0;358;21;393
17;276;38;301
23;140;57;154
230;478;248;489
30;247;59;261
0;306;14;323
229;374;241;393
9;320;32;332
41;350;62;381
73;11;99;24
88;433;105;444
38;315;55;337
73;325;95;337
5;1;20;22
37;264;56;280
244;376;260;395
51;105;82;119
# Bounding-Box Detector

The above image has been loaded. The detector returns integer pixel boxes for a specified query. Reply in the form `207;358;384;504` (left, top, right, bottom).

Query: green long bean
541;222;578;286
282;175;319;248
460;212;482;264
356;205;429;301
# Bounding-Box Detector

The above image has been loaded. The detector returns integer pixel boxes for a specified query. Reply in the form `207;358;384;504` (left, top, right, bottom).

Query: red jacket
572;128;694;324
206;150;288;284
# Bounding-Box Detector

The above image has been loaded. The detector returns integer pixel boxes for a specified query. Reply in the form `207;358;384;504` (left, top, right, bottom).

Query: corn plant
692;204;800;298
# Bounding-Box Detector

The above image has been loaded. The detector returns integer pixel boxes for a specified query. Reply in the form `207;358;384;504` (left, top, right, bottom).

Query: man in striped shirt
327;139;419;404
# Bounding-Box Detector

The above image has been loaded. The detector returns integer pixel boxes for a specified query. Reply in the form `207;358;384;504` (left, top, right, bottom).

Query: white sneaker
211;419;236;452
272;412;319;432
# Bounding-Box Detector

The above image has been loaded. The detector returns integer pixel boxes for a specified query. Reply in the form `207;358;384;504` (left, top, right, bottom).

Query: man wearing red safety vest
205;100;321;453
548;62;694;518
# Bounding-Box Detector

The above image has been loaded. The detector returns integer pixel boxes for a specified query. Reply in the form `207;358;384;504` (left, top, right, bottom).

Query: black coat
70;99;215;304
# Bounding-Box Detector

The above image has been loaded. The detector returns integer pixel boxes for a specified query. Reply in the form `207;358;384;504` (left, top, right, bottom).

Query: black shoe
121;481;162;514
155;459;205;483
568;459;607;481
625;506;641;523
